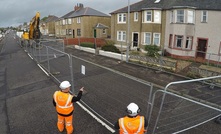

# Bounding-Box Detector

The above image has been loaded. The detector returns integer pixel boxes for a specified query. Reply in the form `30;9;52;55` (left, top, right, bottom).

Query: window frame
143;32;151;45
154;10;161;23
134;12;138;21
144;10;152;22
77;29;81;36
117;13;126;23
187;10;194;24
201;10;208;23
117;31;126;42
153;33;160;46
77;17;81;23
174;35;183;48
185;36;193;50
68;19;72;24
176;10;184;23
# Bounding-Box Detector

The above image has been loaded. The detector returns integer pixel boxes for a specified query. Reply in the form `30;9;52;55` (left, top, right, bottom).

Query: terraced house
40;15;59;36
111;0;221;63
110;0;166;51
55;3;111;39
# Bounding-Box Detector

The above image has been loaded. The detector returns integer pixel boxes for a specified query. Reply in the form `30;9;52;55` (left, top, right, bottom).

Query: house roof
45;15;59;22
94;23;109;29
110;0;221;14
61;7;110;19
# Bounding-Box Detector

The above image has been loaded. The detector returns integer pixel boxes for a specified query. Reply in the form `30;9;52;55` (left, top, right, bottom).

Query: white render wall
164;10;221;61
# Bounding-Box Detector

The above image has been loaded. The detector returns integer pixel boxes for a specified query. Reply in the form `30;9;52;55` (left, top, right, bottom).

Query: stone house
40;15;59;36
55;3;111;39
111;0;221;63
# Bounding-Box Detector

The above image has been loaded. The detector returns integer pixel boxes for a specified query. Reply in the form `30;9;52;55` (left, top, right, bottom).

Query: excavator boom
29;12;41;40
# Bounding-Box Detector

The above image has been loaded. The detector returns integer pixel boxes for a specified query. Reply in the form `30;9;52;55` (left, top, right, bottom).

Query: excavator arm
29;12;41;40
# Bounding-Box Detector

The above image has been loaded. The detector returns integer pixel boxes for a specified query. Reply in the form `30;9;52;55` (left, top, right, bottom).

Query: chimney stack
74;3;84;11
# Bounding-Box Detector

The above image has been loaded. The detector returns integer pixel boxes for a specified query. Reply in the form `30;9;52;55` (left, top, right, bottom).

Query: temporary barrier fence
21;38;221;134
148;76;221;134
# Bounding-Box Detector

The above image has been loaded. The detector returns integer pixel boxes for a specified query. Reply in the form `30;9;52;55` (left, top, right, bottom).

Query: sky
0;0;141;28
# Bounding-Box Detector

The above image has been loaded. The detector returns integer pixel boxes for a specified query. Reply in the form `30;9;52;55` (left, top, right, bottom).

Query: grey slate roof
94;23;109;29
110;0;221;14
45;15;59;23
61;7;110;19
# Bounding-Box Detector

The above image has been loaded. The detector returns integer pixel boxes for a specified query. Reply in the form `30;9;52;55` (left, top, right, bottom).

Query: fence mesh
20;38;221;133
148;90;221;134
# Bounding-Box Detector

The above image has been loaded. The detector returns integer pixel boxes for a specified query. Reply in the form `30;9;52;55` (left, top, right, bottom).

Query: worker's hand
79;87;84;92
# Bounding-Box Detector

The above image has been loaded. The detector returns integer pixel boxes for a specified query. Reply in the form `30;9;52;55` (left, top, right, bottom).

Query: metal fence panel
148;76;221;134
70;55;153;126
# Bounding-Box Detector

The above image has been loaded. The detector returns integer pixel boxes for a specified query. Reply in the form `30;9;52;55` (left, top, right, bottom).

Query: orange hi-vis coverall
118;115;146;134
53;90;82;134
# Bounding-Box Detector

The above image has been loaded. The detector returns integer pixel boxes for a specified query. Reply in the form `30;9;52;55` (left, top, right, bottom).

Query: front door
196;39;207;58
73;30;75;38
133;33;138;47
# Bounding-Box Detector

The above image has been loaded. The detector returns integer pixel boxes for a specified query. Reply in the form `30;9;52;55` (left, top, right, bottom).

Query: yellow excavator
21;12;41;47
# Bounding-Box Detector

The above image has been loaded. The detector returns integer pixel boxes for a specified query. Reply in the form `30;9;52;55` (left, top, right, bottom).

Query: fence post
45;46;50;73
69;54;74;93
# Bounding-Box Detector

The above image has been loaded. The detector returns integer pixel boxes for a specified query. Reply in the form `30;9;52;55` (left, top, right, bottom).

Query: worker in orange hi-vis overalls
53;81;83;134
114;103;148;134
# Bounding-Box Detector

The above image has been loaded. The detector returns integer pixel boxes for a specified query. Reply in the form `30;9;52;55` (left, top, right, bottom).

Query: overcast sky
0;0;140;27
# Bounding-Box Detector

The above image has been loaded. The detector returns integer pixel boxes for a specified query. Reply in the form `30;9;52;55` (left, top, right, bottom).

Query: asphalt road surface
0;31;221;134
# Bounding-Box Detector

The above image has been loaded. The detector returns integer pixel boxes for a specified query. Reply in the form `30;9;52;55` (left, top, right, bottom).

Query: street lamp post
126;0;130;62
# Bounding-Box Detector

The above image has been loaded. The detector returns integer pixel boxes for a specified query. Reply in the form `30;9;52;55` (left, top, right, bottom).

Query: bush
101;45;121;53
144;45;160;57
80;42;95;48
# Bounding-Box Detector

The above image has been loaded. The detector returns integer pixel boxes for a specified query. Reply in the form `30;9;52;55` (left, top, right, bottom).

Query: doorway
132;33;138;48
73;30;75;38
196;39;207;59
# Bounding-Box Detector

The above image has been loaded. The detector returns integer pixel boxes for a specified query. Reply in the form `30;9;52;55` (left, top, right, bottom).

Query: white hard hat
126;102;140;117
59;81;71;90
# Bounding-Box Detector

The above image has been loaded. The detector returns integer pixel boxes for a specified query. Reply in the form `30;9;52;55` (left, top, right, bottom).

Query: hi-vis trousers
57;114;73;134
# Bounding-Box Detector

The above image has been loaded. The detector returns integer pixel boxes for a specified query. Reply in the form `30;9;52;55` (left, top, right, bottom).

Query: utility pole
126;0;130;62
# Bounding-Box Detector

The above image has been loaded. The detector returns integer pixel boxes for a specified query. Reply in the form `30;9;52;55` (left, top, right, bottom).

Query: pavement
0;31;221;134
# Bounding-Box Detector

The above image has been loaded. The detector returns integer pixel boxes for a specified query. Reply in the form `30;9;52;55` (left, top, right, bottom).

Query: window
187;10;194;23
102;29;106;34
68;19;72;24
175;35;183;48
134;12;138;21
118;13;126;23
176;10;184;23
68;29;72;35
170;11;173;23
62;20;65;25
185;36;193;49
145;11;152;22
201;11;208;22
77;29;81;36
153;33;160;46
144;32;151;45
117;31;126;41
169;34;173;47
77;17;81;23
65;19;68;25
154;11;161;23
